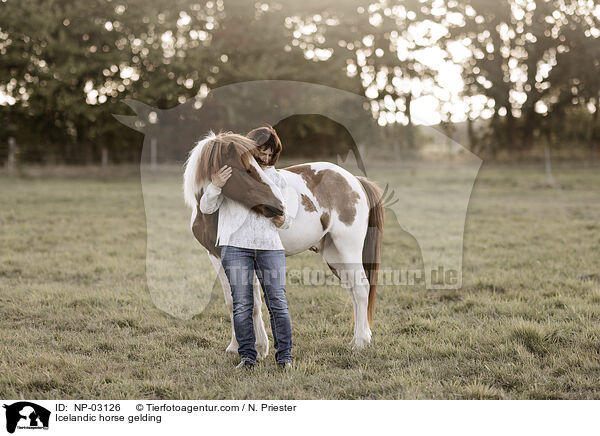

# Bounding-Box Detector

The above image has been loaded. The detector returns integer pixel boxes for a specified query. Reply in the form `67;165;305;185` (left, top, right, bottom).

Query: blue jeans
220;245;292;363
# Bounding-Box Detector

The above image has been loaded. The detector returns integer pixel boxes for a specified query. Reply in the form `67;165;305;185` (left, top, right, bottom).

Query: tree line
1;0;599;164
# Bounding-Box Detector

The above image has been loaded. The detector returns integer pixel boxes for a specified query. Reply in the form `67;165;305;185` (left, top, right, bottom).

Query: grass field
1;161;599;399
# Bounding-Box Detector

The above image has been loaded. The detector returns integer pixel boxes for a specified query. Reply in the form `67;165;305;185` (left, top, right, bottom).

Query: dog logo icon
3;402;50;433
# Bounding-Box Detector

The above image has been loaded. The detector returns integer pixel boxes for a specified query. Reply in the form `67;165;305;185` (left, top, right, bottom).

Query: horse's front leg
208;254;238;354
253;274;270;360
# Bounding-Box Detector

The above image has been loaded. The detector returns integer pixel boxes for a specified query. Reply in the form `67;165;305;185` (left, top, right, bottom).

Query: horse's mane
183;131;259;209
195;131;258;186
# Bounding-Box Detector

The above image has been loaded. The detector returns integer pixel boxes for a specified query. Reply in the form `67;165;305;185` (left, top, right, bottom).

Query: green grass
1;162;599;399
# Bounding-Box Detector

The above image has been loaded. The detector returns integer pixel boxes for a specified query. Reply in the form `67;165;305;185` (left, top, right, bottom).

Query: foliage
0;0;599;163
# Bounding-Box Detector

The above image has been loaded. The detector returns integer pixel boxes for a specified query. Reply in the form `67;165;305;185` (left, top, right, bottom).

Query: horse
183;131;384;357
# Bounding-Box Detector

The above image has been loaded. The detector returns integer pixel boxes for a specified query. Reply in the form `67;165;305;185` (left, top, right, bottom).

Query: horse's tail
357;176;385;327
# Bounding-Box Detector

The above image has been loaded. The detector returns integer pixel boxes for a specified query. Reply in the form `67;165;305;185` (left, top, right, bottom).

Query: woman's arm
199;165;230;214
265;167;293;230
199;182;224;214
279;209;293;230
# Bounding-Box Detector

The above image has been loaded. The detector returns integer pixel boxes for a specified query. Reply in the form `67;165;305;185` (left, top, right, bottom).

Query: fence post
7;137;16;173
544;143;556;188
150;137;157;169
101;146;108;167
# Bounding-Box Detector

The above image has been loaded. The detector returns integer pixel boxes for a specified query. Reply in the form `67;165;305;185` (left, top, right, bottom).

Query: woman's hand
211;165;232;188
272;215;285;228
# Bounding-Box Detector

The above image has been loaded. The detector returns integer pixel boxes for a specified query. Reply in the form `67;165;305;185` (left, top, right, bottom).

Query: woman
199;126;293;369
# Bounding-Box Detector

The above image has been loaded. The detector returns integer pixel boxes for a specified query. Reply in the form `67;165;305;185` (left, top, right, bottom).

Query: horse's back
278;162;369;255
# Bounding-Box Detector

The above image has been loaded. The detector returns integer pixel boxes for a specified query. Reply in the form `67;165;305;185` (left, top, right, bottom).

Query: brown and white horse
183;131;384;356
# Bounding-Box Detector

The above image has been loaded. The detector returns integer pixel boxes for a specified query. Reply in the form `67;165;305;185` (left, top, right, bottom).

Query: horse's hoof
350;337;370;350
226;342;239;354
256;341;269;360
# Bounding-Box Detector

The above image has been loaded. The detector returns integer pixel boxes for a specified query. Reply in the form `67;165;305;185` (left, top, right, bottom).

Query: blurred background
1;0;599;166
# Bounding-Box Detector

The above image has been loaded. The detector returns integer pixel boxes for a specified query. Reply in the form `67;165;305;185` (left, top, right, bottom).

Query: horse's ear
226;141;236;157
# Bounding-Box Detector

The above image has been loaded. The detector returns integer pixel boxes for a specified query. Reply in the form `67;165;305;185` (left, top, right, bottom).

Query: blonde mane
183;131;258;208
196;131;257;184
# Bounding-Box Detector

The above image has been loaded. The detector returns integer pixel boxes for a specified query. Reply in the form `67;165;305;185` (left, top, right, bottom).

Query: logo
3;402;50;433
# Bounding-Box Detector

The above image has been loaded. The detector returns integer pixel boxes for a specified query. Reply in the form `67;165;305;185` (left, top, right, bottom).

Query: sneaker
277;361;292;370
236;357;256;369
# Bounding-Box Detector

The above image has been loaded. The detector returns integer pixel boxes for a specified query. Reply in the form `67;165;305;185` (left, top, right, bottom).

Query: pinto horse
183;131;384;356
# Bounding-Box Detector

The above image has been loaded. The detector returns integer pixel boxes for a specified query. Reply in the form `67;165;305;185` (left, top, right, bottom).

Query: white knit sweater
199;166;292;250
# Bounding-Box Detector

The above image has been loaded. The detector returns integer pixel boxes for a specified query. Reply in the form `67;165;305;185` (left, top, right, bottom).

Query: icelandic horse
183;131;384;356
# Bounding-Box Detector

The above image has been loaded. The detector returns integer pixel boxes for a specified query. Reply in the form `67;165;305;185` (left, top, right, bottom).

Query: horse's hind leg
252;274;269;360
208;254;238;354
321;235;372;350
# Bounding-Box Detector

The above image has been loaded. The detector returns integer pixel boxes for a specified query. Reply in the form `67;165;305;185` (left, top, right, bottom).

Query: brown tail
357;176;385;327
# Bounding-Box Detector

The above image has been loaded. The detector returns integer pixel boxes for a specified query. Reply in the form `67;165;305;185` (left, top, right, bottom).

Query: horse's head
184;132;284;217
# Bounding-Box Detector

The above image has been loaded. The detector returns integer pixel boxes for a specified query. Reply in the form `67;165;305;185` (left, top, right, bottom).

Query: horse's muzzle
263;204;284;217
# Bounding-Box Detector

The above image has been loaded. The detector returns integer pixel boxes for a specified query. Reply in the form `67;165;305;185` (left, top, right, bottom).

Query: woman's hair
246;125;282;166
